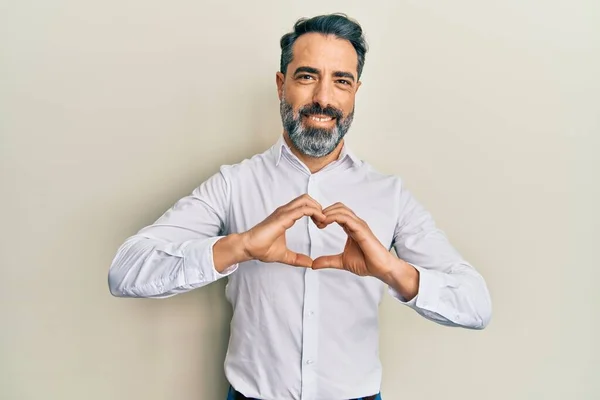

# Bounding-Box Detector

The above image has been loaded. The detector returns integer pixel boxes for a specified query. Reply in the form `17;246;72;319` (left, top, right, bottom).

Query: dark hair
279;13;368;79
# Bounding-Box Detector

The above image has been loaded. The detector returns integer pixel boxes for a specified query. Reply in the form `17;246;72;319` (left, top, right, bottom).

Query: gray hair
279;13;368;79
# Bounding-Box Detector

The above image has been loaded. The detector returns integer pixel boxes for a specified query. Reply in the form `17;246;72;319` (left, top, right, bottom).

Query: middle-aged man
108;13;492;400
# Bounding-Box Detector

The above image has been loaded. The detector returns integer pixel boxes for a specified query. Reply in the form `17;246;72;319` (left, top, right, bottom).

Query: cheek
332;89;355;113
341;99;355;117
285;97;313;117
285;86;313;107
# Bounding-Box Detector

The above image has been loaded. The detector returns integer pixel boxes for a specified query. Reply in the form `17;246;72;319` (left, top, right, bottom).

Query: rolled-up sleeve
389;183;492;329
108;166;238;298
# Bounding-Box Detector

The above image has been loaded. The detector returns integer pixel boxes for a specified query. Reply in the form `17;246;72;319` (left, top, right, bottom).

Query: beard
280;97;354;158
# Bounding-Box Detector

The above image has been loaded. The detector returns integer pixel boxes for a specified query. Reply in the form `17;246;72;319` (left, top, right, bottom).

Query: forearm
380;256;420;302
212;233;252;273
388;260;492;329
108;234;238;298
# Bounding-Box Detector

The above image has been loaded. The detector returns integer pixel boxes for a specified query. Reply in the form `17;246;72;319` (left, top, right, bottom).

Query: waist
230;387;380;400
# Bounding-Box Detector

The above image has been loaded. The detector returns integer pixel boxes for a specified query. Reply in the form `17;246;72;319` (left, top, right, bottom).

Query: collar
272;135;362;168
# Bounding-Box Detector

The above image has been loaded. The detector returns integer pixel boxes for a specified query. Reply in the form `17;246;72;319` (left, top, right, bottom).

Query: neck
283;132;344;174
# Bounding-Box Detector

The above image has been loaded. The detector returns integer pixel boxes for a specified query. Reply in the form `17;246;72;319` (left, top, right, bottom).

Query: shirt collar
272;135;362;168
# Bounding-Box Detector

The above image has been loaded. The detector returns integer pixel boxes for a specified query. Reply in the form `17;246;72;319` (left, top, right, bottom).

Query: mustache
298;103;344;120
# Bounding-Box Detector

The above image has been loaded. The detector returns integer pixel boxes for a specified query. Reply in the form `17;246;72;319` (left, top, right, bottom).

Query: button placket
300;175;321;400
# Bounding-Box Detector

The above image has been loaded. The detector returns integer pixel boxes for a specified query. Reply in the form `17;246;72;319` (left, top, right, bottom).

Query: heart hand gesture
311;202;394;280
239;194;326;268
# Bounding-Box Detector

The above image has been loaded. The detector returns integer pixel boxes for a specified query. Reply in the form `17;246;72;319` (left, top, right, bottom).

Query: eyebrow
293;66;356;82
332;71;356;82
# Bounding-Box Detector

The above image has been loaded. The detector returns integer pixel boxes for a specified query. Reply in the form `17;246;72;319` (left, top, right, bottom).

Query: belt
232;388;377;400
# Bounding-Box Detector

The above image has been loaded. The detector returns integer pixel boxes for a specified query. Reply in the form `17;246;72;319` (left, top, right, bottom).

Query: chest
226;170;397;256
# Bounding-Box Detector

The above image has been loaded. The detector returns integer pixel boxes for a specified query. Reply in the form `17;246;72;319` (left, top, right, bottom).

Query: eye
336;79;351;85
300;75;315;80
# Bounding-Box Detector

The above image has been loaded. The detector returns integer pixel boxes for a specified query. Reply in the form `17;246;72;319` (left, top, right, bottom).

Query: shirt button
308;311;314;317
306;359;314;365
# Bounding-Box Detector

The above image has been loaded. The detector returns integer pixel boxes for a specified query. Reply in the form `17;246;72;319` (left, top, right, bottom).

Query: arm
108;173;327;299
389;184;492;329
108;168;240;298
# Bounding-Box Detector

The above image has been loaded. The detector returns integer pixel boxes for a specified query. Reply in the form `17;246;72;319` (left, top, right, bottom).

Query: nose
312;79;333;110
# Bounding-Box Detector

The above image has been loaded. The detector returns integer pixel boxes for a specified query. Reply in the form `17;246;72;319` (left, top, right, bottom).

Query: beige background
1;1;599;399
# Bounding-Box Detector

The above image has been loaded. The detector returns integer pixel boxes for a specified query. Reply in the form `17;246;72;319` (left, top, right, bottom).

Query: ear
355;80;362;94
276;72;285;101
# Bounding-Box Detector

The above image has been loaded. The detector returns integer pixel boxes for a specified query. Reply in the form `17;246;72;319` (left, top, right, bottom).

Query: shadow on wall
245;80;284;160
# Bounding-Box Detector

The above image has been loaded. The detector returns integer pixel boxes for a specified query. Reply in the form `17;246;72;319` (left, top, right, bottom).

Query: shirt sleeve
389;182;492;329
108;166;238;298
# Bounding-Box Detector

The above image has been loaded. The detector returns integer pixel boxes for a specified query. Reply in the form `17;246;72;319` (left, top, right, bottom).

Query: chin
300;123;335;135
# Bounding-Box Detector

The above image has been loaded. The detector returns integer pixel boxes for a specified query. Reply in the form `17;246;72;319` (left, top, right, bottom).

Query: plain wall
2;1;598;399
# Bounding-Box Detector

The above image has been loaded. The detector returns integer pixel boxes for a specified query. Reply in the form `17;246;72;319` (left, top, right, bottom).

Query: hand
312;202;395;280
240;194;326;268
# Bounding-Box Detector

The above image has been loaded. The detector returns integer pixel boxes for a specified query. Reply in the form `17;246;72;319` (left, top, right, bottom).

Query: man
108;13;492;400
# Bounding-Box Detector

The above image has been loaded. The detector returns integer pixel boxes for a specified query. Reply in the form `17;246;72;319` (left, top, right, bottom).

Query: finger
316;205;359;230
283;250;313;268
312;254;344;270
322;211;364;233
313;210;352;230
323;208;361;222
280;194;322;214
313;218;329;229
292;205;327;221
280;198;326;224
280;206;326;229
322;202;357;215
322;202;346;213
322;212;372;242
282;195;329;226
311;210;328;224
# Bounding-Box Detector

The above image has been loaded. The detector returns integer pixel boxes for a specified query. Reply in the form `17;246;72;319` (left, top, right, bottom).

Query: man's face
277;33;361;158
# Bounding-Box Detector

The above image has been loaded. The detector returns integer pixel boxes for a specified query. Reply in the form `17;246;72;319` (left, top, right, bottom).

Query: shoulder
216;145;275;181
354;160;405;193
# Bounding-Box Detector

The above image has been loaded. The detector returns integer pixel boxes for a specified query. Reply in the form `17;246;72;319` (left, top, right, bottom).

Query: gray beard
280;99;354;158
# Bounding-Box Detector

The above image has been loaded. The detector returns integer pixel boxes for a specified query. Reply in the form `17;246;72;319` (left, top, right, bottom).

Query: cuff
388;263;446;312
182;236;239;285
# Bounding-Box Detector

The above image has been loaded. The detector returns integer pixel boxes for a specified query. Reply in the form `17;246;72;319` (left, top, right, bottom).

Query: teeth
309;116;332;122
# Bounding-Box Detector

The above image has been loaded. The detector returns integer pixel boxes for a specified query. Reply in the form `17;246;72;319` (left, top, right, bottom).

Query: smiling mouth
304;114;335;123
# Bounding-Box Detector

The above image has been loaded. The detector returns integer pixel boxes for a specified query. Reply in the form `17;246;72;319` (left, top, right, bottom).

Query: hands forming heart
240;194;396;281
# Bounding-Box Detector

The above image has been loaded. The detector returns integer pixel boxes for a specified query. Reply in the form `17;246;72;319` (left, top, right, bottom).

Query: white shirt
108;135;492;400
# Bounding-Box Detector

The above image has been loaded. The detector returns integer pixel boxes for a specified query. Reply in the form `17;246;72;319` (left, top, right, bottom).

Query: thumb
282;250;313;268
312;254;344;270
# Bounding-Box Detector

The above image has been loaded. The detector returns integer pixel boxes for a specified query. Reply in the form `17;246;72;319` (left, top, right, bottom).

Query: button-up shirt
108;135;492;400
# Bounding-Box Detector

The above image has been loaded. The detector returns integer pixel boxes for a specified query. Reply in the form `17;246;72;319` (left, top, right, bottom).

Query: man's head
276;14;367;158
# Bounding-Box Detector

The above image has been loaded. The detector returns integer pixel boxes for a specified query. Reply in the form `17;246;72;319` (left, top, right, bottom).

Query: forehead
288;33;358;76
